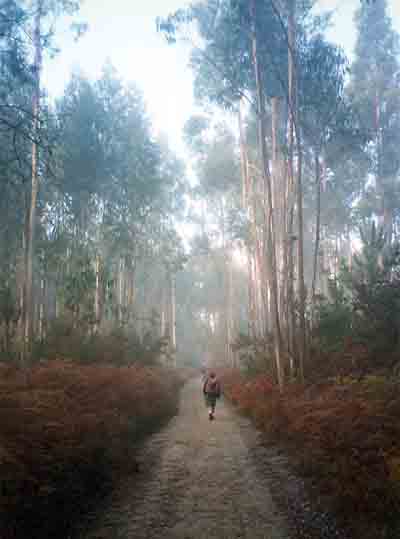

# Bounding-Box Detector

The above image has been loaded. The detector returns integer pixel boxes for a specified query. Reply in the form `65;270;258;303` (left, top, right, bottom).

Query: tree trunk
374;91;393;244
288;0;306;382
39;277;46;342
296;119;306;382
271;96;288;336
311;152;322;306
94;254;101;333
250;0;284;389
170;271;177;366
238;102;250;208
24;0;43;359
118;257;124;324
238;103;257;339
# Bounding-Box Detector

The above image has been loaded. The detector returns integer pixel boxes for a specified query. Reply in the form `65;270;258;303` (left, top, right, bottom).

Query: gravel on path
78;378;348;539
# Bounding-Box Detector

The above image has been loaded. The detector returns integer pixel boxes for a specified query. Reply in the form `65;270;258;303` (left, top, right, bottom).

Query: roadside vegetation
0;359;184;539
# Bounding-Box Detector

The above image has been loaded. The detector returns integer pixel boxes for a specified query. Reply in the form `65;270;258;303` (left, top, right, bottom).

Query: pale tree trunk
38;277;46;342
238;101;250;208
228;254;236;367
285;0;297;376
311;152;322;307
219;197;233;367
256;241;267;336
161;304;166;338
250;0;283;389
250;171;263;338
17;232;25;347
117;257;124;325
271;96;288;336
94;254;101;333
24;0;43;359
225;250;234;367
238;103;257;338
289;0;306;381
287;183;296;376
247;251;256;338
169;271;177;366
224;255;231;366
126;266;135;320
319;245;329;298
247;163;268;339
296;78;306;383
374;91;393;244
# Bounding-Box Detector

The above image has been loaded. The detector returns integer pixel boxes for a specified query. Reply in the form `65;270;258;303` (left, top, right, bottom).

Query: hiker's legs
207;395;217;418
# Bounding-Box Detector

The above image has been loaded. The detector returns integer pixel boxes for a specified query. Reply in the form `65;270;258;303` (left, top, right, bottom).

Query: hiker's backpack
206;378;221;397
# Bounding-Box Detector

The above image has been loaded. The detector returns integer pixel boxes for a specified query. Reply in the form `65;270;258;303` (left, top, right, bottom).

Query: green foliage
63;252;96;323
314;280;352;352
316;224;400;361
343;225;400;355
0;283;18;327
34;317;170;366
231;332;274;375
349;0;400;231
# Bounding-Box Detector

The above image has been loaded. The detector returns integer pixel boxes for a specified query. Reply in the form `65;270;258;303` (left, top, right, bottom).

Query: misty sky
42;0;400;155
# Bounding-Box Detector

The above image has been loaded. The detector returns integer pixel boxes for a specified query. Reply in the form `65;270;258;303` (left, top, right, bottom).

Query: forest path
78;378;343;539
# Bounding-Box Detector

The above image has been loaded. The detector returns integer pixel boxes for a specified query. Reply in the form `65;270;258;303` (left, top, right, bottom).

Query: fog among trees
0;0;400;385
3;1;400;538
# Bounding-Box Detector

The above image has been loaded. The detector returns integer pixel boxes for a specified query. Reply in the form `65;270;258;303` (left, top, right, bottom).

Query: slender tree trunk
18;231;26;350
311;152;321;306
39;277;46;342
238;102;250;208
250;0;283;389
117;257;124;325
247;251;256;338
271;96;288;338
170;271;177;366
286;0;296;376
24;0;43;359
94;254;101;333
238;103;257;338
289;0;306;381
374;90;393;244
296;139;306;381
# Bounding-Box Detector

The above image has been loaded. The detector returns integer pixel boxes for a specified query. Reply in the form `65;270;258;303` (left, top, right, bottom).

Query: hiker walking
203;372;221;420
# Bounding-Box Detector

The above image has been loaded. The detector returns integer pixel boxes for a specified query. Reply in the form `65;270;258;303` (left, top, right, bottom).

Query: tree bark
170;271;177;366
288;0;306;381
94;254;101;333
311;152;321;305
250;0;284;389
39;277;46;342
24;0;43;359
238;103;257;338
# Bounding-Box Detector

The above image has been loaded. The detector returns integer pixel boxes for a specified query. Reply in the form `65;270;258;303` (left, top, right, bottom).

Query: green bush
314;280;352;352
33;317;170;366
315;224;400;365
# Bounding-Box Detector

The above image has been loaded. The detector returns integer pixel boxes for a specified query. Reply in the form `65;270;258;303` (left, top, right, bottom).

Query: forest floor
76;378;349;539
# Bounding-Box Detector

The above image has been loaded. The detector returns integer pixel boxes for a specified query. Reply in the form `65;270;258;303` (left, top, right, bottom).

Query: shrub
221;369;400;536
314;225;400;373
314;280;352;353
0;361;182;538
32;319;169;366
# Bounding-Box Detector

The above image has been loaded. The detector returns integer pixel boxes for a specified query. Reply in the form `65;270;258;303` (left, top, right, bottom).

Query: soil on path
77;378;346;539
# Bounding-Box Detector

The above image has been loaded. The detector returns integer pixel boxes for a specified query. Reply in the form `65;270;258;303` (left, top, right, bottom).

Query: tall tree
350;0;400;242
23;0;84;357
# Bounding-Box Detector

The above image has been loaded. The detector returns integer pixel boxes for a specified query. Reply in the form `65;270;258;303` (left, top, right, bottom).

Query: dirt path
77;378;346;539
